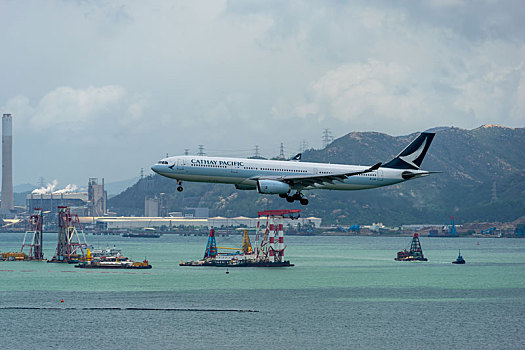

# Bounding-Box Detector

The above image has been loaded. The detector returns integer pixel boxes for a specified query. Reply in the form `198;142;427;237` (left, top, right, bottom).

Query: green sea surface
1;233;524;349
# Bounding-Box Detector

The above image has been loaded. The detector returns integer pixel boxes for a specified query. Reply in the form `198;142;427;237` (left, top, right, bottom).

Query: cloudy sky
1;0;524;187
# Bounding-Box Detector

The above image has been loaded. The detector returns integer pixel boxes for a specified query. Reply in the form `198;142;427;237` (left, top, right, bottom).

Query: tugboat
452;249;466;264
395;233;428;261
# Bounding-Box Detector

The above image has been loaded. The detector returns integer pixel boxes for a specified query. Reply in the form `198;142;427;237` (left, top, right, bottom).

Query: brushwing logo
399;137;428;169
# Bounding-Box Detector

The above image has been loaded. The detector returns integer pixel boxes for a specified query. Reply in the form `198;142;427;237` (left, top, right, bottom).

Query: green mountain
108;125;525;225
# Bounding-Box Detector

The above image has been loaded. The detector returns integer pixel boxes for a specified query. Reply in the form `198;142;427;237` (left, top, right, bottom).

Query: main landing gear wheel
279;193;288;198
285;192;309;205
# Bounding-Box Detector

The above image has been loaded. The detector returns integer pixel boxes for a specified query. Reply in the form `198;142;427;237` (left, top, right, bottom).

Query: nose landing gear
177;180;183;192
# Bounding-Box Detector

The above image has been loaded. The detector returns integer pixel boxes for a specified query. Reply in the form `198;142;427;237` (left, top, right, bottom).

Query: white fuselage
151;155;428;191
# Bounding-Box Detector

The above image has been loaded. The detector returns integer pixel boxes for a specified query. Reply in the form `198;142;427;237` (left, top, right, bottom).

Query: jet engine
256;180;290;194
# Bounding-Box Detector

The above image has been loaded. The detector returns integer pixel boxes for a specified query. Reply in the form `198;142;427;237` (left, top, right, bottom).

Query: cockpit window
157;160;169;164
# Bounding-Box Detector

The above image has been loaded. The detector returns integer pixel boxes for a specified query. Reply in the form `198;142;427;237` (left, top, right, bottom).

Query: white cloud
294;49;525;133
294;60;426;128
5;85;151;137
31;86;125;127
289;8;525;134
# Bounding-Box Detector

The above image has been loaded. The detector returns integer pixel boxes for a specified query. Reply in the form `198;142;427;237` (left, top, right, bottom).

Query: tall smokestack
1;113;14;212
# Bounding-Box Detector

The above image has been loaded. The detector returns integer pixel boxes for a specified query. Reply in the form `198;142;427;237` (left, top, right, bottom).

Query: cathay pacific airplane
151;132;436;205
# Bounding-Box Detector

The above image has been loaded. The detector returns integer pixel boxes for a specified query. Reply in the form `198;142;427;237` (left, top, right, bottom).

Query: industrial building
183;207;209;218
26;192;88;213
86;215;321;231
25;178;107;215
88;178;106;216
144;193;168;217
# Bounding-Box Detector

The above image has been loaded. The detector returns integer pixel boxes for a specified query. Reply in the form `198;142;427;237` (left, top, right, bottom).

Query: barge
395;233;428;261
181;211;299;268
75;256;151;269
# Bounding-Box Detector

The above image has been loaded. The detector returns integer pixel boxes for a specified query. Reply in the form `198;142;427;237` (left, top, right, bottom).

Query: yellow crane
242;229;253;254
217;230;253;253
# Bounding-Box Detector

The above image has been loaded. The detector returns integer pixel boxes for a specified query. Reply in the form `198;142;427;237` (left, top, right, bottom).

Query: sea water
1;233;524;349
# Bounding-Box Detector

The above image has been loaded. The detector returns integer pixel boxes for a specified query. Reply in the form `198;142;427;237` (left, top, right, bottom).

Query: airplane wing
252;162;382;189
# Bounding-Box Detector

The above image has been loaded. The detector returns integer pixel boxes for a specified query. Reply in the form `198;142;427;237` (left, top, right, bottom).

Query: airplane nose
151;164;161;173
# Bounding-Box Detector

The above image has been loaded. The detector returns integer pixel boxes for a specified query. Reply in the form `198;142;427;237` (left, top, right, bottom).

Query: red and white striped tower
277;223;284;262
268;223;275;262
255;219;260;257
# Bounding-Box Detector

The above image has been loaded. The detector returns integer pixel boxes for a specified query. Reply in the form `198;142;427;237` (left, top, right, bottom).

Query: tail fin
382;132;435;170
290;153;301;161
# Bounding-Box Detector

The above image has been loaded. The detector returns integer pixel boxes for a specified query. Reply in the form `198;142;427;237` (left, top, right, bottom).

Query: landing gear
177;180;183;192
284;191;309;205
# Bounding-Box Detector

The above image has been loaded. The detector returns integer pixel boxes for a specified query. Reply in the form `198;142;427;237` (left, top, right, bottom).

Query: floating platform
394;253;428;262
1;252;26;261
179;260;215;267
221;261;294;267
47;254;83;264
75;262;152;269
182;212;298;268
395;233;428;261
179;259;293;267
0;252;44;261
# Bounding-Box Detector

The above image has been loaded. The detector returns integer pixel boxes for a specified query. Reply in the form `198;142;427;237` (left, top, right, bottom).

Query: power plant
25;178;107;216
1;113;14;217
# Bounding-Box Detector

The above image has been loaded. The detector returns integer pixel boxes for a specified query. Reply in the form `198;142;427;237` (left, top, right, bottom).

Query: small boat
452;249;465;264
89;246;122;257
75;255;152;269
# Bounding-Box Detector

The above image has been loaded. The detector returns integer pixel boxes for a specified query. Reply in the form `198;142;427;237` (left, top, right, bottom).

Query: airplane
151;132;436;205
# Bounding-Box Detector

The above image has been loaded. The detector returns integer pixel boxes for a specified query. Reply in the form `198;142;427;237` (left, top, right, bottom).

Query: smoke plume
32;180;79;194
